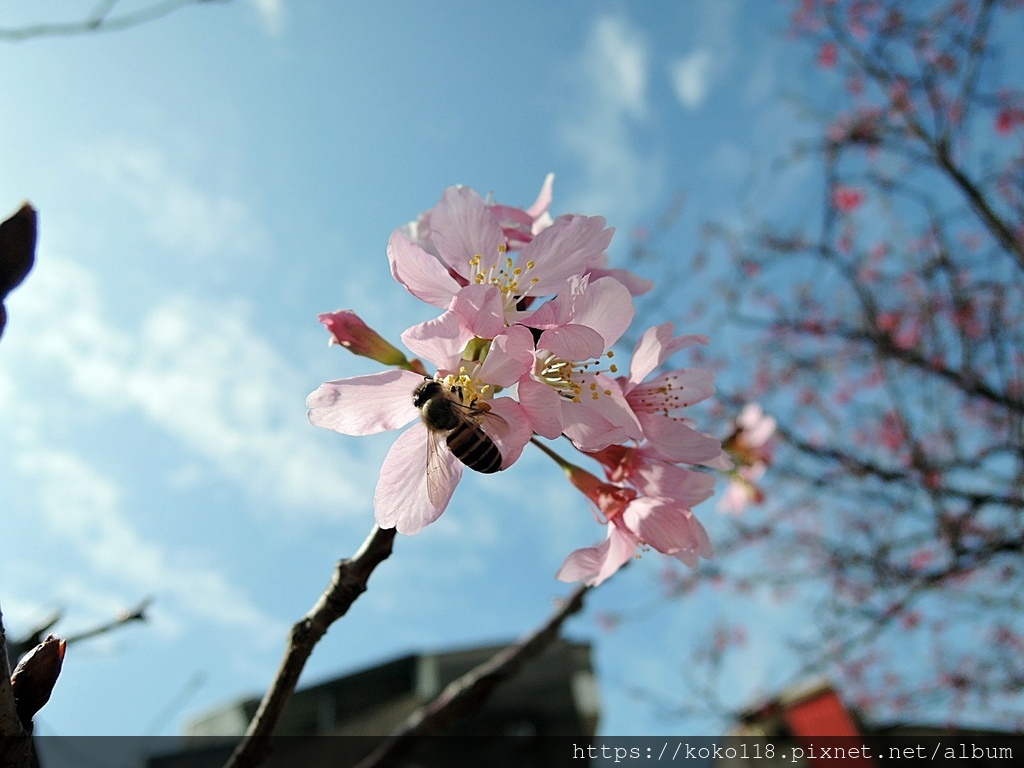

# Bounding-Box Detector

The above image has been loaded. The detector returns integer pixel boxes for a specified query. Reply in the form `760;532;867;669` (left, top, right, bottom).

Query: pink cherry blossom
617;323;722;463
718;403;776;514
516;275;642;451
388;184;615;324
589;443;716;504
832;184;865;213
554;465;712;586
404;173;555;257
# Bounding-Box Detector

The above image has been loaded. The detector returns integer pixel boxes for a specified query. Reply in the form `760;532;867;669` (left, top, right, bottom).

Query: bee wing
425;427;461;508
478;409;510;441
452;400;511;441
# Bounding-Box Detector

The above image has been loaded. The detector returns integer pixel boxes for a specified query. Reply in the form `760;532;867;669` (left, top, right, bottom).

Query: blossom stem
529;437;580;475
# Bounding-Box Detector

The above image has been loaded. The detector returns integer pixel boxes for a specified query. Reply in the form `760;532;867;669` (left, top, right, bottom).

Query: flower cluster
307;176;724;584
717;403;776;514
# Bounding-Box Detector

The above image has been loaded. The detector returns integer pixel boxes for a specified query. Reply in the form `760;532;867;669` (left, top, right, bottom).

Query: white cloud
670;49;712;109
667;0;740;111
74;140;268;262
587;16;649;120
6;254;366;520
249;0;285;36
13;448;284;643
556;15;662;225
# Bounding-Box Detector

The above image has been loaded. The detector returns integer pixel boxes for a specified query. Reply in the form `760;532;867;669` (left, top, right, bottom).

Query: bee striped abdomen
447;424;502;474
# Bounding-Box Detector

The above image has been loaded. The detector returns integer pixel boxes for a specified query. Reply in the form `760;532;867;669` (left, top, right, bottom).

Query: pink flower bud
318;310;409;367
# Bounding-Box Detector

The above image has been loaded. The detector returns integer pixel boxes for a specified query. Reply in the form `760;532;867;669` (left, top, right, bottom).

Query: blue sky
0;0;825;737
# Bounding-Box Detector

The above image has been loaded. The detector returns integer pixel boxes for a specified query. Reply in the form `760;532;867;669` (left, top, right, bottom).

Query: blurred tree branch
223;524;397;768
6;597;152;663
0;0;228;42
627;0;1024;729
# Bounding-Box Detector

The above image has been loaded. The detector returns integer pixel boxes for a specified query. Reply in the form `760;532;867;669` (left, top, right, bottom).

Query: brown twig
354;583;590;768
7;597;152;663
223;524;397;768
0;599;33;768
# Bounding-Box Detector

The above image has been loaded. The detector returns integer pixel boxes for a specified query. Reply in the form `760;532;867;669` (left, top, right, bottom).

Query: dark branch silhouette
355;584;590;768
223;524;397;768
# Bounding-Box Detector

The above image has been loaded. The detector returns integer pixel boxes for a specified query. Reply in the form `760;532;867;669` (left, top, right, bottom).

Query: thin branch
61;597;152;647
355;584;590;768
8;597;152;662
223;524;397;768
0;0;226;41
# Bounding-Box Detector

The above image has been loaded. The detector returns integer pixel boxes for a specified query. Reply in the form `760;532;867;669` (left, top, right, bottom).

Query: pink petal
560;374;644;451
718;480;751;514
628;323;709;387
450;284;506;340
517;378;567;440
485;397;534;469
738;403;777;447
538;324;606;363
556;522;637;586
477;324;534;387
388;230;461;308
525;172;555;219
623;498;705;557
702;450;735;471
671;515;712;565
562;405;632;452
401;309;473;372
630;368;716;409
307;369;423;435
518;215;613;295
529;276;634;355
637;415;722;463
632;461;716;506
375;422;463;534
589;266;653;296
429;186;505;276
560;276;635;348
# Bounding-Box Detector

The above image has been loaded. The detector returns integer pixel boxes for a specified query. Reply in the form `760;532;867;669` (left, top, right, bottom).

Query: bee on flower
308;178;724;587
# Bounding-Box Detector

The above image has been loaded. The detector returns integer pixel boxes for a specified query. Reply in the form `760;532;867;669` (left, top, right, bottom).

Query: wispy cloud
75;140;269;262
249;0;285;37
670;49;712;109
556;15;662;225
12;448;285;642
6;255;366;520
667;0;739;111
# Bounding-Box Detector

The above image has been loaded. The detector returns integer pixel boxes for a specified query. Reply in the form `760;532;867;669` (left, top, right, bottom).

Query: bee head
413;379;443;408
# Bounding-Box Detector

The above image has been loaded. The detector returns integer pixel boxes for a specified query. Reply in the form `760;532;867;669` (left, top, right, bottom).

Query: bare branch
0;0;228;42
223;524;397;768
355;584;590;768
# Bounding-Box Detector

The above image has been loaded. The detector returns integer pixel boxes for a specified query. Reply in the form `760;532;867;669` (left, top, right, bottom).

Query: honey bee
413;379;508;504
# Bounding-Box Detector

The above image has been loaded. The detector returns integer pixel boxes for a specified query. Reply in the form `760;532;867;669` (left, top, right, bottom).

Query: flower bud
564;463;636;519
318;310;409;367
10;634;65;729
